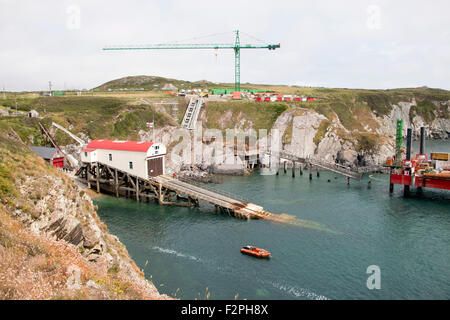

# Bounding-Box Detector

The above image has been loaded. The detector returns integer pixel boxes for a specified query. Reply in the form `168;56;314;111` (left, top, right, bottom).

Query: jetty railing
178;176;249;204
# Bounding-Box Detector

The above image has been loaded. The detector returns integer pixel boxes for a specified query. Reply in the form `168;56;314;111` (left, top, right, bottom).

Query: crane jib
103;30;280;92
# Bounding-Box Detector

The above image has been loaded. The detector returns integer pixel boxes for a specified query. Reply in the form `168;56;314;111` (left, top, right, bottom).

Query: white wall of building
80;142;167;179
148;143;166;157
96;149;148;179
81;150;97;163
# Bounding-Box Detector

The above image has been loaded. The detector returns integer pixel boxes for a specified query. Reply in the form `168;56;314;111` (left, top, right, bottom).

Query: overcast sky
1;0;449;91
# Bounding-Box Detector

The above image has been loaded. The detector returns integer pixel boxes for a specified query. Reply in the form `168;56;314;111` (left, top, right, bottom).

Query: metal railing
178;176;249;204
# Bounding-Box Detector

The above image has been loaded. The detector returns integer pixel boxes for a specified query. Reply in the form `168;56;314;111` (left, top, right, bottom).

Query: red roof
86;140;154;152
82;148;96;152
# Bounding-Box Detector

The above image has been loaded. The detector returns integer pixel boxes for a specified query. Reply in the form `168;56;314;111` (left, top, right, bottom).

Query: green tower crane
395;119;403;166
103;30;280;92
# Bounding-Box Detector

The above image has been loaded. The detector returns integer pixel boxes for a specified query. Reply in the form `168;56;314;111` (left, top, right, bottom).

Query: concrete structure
81;139;166;179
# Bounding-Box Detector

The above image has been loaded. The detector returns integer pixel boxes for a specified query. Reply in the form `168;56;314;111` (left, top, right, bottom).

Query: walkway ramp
181;97;203;130
277;151;363;180
153;174;293;222
308;158;363;180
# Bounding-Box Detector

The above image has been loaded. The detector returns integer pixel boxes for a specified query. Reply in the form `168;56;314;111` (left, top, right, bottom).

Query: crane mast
103;30;280;92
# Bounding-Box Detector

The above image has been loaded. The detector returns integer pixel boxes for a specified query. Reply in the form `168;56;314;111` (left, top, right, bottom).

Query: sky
0;0;449;91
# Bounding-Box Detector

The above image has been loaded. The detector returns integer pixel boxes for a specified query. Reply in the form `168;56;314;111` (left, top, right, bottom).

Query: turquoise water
94;140;450;300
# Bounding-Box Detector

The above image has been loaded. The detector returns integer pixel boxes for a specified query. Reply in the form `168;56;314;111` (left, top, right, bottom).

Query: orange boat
240;246;271;258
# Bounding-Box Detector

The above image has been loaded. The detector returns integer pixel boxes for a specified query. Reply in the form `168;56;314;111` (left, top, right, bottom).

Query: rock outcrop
0;126;170;299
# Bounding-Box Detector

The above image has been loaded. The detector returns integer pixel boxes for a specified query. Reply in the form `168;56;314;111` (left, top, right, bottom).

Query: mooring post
292;162;295;178
276;161;279;176
284;161;287;174
316;169;320;178
300;164;303;176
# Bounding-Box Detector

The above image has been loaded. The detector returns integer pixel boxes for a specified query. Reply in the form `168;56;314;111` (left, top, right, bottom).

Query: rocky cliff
0;123;169;299
138;95;449;172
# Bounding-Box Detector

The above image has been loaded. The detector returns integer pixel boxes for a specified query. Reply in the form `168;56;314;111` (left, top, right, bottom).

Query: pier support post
136;178;140;202
300;164;303;176
417;126;425;194
158;183;163;204
316;169;320;178
292;162;295;178
96;164;100;193
309;163;312;181
87;164;91;189
389;168;394;193
284;161;287;174
404;128;412;197
114;169;119;198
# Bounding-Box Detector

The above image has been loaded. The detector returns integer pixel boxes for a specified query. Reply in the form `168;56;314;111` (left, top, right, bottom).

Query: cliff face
137;97;449;171
275;99;448;167
0;124;169;300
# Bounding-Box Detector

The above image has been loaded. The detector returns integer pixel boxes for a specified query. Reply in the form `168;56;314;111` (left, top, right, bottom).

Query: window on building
84;152;87;157
155;145;159;150
129;161;133;169
109;154;112;161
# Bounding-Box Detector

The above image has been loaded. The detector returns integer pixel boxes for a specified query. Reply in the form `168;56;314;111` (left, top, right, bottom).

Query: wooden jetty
269;150;387;180
76;161;293;223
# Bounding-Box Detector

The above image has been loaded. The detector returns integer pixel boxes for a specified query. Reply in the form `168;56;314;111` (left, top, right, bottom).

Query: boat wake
152;246;202;262
269;281;329;300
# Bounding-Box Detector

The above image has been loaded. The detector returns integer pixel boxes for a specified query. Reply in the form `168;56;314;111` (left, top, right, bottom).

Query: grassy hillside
1;80;448;148
0;96;179;145
94;75;217;91
203;101;287;131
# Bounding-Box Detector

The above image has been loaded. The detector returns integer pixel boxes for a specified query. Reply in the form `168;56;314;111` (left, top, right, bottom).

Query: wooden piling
292;162;295;177
309;163;312;180
283;161;287;174
87;164;91;189
96;164;100;193
136;177;140;202
114;169;119;197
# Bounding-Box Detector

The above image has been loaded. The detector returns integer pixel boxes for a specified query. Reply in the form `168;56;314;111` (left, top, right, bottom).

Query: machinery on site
103;30;280;93
386;123;450;194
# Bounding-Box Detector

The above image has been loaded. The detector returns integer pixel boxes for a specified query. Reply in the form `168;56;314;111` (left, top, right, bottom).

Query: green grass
112;109;177;140
0;96;177;145
355;133;379;154
409;99;448;122
1;86;448;148
204;101;287;131
313;120;331;145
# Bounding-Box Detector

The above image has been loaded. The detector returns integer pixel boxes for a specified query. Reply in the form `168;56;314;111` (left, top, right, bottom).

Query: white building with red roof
81;140;166;179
